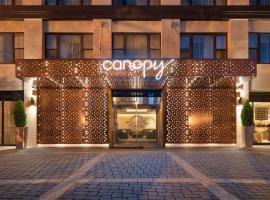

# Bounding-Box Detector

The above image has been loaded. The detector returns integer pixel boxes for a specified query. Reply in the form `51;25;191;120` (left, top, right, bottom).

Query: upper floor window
0;0;23;5
181;0;226;5
180;34;227;59
45;34;93;59
249;33;270;64
250;0;270;5
45;0;92;5
0;33;24;64
113;0;160;5
113;33;160;59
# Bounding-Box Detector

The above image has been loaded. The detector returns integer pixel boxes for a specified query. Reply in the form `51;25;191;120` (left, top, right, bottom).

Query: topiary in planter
241;100;254;126
13;100;27;128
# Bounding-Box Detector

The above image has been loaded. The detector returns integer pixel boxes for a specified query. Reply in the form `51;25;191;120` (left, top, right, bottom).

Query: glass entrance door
112;90;161;147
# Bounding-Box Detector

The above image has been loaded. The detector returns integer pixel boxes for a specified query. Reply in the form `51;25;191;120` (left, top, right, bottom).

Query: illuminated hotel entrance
112;90;162;147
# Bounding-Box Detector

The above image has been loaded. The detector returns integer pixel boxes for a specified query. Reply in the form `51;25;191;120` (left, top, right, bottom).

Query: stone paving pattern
86;152;191;178
59;182;218;200
0;148;269;199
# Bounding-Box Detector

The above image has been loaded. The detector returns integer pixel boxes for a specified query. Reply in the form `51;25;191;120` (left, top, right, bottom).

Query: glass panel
83;0;92;5
215;0;226;5
0;0;13;5
249;49;257;60
60;35;81;59
249;33;258;48
113;0;125;5
254;102;270;144
46;35;57;49
191;0;214;5
215;50;226;59
59;0;81;5
193;35;214;59
113;50;125;59
180;50;192;59
181;0;190;5
258;0;270;5
259;34;270;64
216;35;226;49
150;34;160;49
150;0;160;5
113;34;125;49
180;35;190;49
150;50;160;58
15;34;24;49
46;0;57;5
83;34;93;49
46;49;57;59
126;35;147;58
0;34;13;63
4;101;16;145
83;50;93;59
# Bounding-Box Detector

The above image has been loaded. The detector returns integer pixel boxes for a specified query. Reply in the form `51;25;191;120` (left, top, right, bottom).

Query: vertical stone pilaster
92;0;111;5
161;0;181;5
93;19;112;59
227;0;249;5
228;19;250;147
161;19;180;58
23;19;43;148
23;0;42;5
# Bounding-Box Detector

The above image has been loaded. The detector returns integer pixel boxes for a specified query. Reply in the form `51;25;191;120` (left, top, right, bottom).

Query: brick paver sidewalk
0;147;269;200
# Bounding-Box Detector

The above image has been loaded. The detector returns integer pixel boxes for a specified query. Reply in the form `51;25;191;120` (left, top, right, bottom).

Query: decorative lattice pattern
165;78;236;144
37;86;108;144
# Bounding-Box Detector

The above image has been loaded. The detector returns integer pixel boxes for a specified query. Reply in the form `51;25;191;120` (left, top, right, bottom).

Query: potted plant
240;100;254;147
13;100;28;149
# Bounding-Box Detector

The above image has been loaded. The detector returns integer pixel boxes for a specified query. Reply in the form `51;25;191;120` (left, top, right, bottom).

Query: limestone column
23;0;42;5
23;19;43;148
228;19;250;147
92;0;111;5
93;19;112;59
227;0;249;5
161;0;181;5
161;19;180;58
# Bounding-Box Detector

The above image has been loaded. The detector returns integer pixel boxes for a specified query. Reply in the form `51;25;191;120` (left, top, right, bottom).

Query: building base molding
37;144;110;148
165;143;236;148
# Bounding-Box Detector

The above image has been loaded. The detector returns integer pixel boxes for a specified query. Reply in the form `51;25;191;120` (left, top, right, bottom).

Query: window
113;33;161;59
113;0;160;5
0;0;23;5
180;34;226;59
0;33;24;64
249;33;270;64
181;0;226;5
250;0;270;5
45;0;92;5
45;34;93;59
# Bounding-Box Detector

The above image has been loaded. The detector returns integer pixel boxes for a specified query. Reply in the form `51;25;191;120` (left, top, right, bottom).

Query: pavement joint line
167;152;239;200
39;152;107;200
1;177;269;185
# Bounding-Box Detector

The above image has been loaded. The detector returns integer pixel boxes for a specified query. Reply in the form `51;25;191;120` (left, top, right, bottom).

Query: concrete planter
15;127;28;149
242;126;254;147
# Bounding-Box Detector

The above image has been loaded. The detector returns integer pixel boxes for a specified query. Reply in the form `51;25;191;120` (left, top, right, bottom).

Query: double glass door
0;101;16;145
112;90;161;147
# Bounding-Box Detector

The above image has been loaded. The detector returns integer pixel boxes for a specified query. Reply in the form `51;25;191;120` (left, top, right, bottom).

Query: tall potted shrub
13;100;28;149
241;100;254;147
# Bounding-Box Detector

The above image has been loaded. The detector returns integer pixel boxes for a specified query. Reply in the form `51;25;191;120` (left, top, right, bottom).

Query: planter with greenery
240;100;254;147
13;100;28;149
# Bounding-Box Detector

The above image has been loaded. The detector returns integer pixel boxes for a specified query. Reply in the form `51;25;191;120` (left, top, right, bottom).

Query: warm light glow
126;109;148;113
38;144;110;148
101;59;175;80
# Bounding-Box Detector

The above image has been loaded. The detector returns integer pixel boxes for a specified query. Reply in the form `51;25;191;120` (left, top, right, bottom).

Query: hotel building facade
0;0;270;148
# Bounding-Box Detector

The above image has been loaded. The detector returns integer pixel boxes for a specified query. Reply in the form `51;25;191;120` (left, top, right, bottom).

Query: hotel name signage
101;59;175;80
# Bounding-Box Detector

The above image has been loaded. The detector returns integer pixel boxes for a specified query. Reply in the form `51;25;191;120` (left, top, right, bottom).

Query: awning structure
16;59;256;89
15;59;257;145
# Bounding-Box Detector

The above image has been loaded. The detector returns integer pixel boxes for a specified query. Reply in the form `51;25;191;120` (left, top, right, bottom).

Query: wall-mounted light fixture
30;97;35;106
